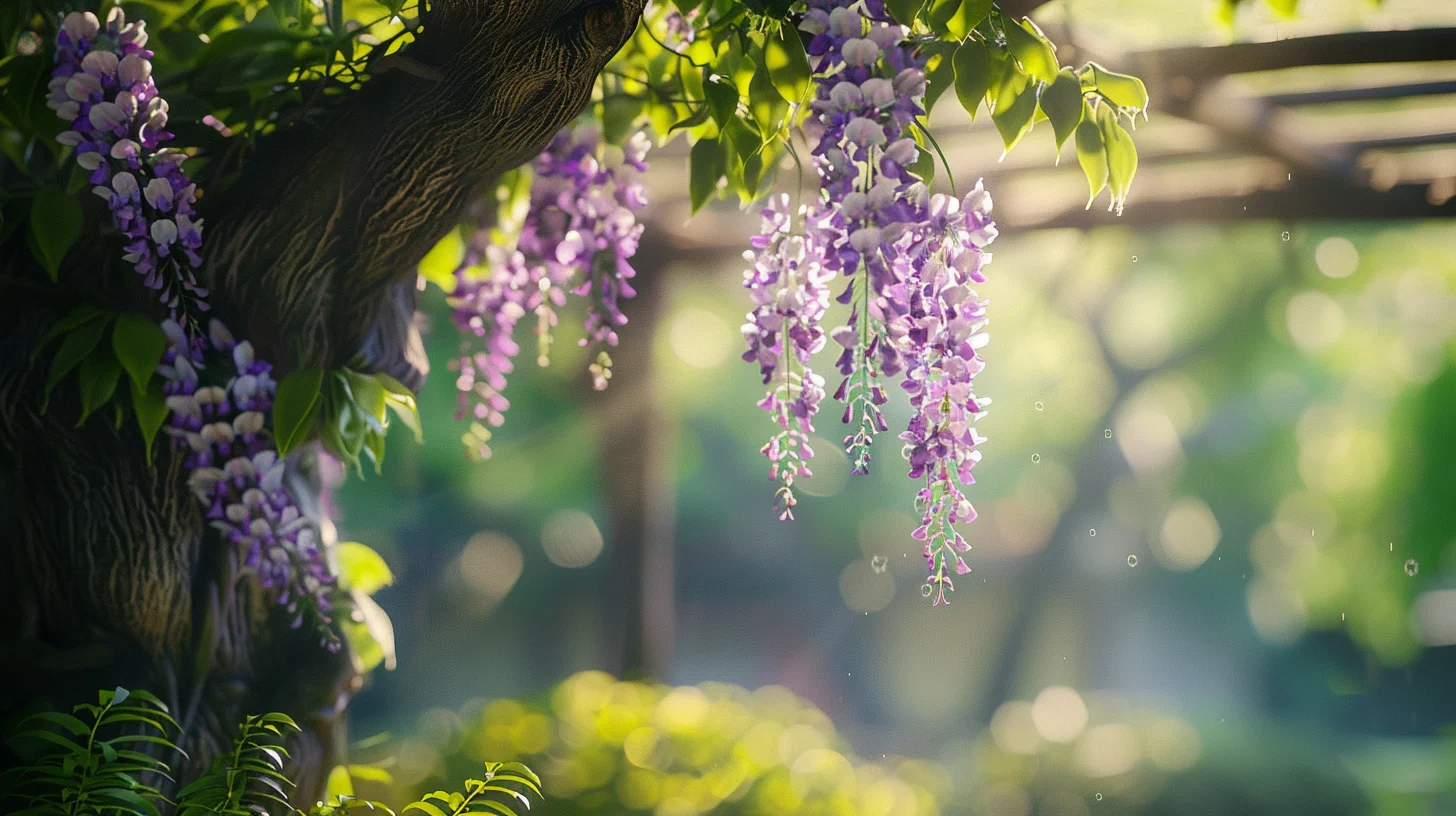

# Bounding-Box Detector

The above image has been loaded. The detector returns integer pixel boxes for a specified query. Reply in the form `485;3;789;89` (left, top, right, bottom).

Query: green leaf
1075;102;1109;208
342;589;396;673
925;0;960;34
952;40;990;120
689;137;722;213
324;765;355;805
764;25;811;105
943;0;991;39
886;0;923;26
93;788;161;816
273;367;324;456
1039;69;1084;152
29;188;82;282
403;802;450;816
921;42;956;116
601;95;643;145
132;377;168;464
271;0;303;27
747;58;787;138
335;541;393;595
111;314;167;391
377;373;422;443
342;369;387;430
1084;61;1150;114
704;75;738;127
1099;105;1138;214
77;349;122;425
1003;17;1059;84
35;304;106;361
991;69;1036;153
45;317;109;400
417;229;463;292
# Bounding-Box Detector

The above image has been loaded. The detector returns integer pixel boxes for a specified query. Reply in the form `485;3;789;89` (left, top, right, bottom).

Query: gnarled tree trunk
0;0;643;804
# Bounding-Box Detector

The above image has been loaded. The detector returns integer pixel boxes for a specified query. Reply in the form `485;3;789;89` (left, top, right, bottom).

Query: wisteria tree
0;0;1159;805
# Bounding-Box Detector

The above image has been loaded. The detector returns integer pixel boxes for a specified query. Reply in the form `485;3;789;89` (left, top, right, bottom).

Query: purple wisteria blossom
45;11;338;636
800;0;927;475
450;124;648;458
742;195;835;520
897;182;997;605
737;0;998;602
48;9;208;329
161;318;338;645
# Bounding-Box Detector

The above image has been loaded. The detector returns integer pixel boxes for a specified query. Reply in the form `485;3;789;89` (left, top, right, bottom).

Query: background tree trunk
0;0;643;805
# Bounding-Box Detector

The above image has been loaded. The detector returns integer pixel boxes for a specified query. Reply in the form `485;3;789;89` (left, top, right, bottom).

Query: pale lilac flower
741;196;834;519
450;124;649;457
49;8;209;329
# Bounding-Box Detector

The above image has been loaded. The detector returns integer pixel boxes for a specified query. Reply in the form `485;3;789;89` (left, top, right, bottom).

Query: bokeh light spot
541;509;604;568
1031;687;1088;744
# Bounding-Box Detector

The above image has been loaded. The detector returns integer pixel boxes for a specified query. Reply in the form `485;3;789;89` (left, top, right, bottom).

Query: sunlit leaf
1039;68;1083;152
335;541;394;595
952;39;990;120
1003;17;1059;84
1075;101;1109;208
943;0;991;40
886;0;923;26
764;24;810;104
690;137;722;213
1099;104;1138;214
991;68;1036;153
704;74;738;127
1084;61;1150;114
417;229;464;292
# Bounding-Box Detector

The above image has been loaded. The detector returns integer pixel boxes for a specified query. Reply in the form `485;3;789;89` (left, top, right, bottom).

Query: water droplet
1131;255;1138;263
1281;231;1291;241
870;555;888;574
1341;612;1345;621
1031;453;1041;463
1390;542;1394;552
1089;529;1097;537
1127;555;1138;567
1034;401;1044;411
1095;793;1103;801
1405;559;1419;577
920;584;933;598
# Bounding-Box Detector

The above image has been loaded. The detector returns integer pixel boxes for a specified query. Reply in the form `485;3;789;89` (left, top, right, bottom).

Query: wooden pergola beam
1142;27;1456;92
1015;178;1456;229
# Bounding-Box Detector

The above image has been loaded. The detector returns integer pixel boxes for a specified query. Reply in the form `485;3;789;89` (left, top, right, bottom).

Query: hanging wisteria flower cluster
162;320;339;646
743;0;997;604
742;196;835;520
46;11;337;639
47;8;209;329
450;124;649;458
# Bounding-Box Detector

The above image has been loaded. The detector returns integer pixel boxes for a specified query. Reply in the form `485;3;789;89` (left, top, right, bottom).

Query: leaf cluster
0;687;180;816
4;688;542;816
273;367;420;474
596;1;1151;214
31;305;170;461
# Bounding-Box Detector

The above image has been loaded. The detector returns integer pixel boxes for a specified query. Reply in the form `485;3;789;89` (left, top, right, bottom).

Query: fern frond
0;687;180;816
402;762;542;816
176;713;302;816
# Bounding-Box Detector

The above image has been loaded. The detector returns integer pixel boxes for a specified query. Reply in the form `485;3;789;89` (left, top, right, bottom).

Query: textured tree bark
0;0;642;805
